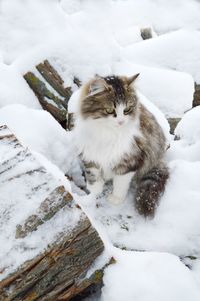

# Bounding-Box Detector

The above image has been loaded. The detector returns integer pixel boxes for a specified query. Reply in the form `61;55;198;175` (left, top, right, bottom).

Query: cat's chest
77;122;138;169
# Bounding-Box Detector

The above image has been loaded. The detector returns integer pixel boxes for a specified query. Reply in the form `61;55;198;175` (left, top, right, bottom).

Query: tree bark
0;126;106;301
167;117;181;135
0;219;104;301
193;83;200;107
36;60;72;103
24;60;80;130
24;71;67;125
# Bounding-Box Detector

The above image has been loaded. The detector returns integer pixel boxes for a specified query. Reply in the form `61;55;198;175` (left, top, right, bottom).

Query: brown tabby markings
104;76;126;102
79;75;169;217
80;75;138;120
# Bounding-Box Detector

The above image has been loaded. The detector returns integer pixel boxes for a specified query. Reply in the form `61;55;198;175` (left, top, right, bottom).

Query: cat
74;74;169;217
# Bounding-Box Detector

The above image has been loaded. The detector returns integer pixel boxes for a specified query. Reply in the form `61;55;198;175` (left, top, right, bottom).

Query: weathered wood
193;83;200;107
36;60;72;102
0;219;104;301
24;60;81;130
24;72;67;126
0;126;106;301
167;117;181;135
140;27;154;40
15;186;73;239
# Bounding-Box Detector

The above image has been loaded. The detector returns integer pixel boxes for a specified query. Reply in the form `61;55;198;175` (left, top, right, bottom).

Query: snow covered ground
1;0;200;300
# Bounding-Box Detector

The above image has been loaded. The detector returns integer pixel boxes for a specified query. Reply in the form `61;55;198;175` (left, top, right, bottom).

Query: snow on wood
36;60;72;101
24;60;80;131
0;125;105;300
24;71;67;127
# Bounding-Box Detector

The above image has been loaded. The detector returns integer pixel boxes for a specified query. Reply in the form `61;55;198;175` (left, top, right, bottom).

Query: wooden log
0;126;106;301
15;186;73;239
193;83;200;107
140;27;154;40
24;72;67;125
36;60;72;103
24;60;81;130
167;117;181;135
0;219;104;301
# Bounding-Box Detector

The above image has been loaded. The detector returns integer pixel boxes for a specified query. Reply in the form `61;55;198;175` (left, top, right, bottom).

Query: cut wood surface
0;125;106;301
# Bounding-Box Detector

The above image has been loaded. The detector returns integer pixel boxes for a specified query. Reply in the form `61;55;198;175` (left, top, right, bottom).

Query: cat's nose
118;120;125;125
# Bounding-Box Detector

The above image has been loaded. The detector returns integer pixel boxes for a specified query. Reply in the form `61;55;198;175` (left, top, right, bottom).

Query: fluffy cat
74;74;169;217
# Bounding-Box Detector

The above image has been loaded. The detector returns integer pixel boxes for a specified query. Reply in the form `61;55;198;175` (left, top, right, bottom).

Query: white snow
101;251;200;301
0;104;76;174
167;107;200;162
0;0;200;300
175;106;200;144
123;29;200;83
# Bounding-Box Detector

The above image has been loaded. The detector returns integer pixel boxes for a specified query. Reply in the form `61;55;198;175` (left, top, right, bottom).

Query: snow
0;104;77;174
101;251;200;301
113;61;194;117
123;29;200;83
114;25;152;47
0;0;200;300
0;63;41;109
167;107;200;162
175;106;200;144
77;159;200;257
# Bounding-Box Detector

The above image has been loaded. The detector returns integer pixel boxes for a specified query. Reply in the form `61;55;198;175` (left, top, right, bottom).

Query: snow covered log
0;125;105;301
24;60;80;131
36;60;72;102
24;71;67;128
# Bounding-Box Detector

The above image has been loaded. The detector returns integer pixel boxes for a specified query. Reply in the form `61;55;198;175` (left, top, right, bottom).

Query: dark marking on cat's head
80;74;140;119
104;76;126;103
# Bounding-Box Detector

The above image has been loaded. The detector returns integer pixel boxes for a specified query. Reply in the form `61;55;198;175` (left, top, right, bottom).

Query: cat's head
79;74;140;127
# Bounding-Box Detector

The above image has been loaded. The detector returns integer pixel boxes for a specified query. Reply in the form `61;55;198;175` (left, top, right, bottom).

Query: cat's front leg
108;172;134;205
84;162;104;197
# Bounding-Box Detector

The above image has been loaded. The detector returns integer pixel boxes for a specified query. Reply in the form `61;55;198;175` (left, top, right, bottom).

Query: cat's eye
124;107;132;114
105;108;115;114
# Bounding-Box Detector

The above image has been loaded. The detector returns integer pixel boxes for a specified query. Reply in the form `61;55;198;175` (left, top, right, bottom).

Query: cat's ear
88;78;109;96
127;73;140;86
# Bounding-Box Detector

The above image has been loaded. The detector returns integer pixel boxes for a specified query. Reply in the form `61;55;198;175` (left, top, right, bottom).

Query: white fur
86;167;104;196
115;104;126;125
108;172;135;205
74;101;142;203
74;107;141;178
87;179;104;196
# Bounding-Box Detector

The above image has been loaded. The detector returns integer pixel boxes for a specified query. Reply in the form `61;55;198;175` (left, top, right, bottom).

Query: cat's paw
87;181;104;197
108;194;124;205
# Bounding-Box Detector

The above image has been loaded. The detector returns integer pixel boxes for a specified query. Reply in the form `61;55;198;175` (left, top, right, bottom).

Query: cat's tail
135;163;169;217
